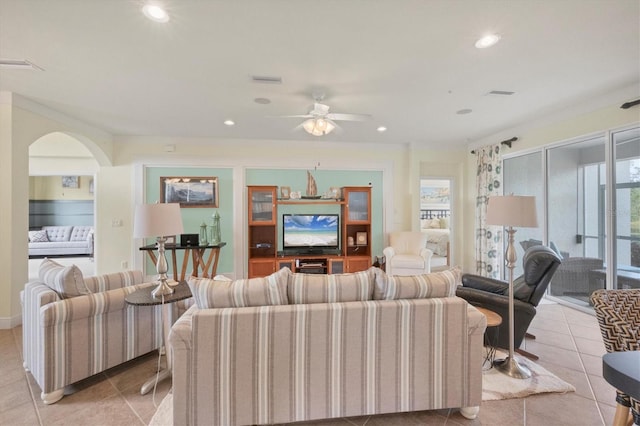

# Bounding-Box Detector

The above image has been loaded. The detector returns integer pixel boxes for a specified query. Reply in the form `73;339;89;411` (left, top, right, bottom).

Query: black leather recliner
456;245;562;358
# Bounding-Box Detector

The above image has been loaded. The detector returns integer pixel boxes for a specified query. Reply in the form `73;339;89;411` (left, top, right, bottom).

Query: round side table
475;306;503;369
125;281;192;395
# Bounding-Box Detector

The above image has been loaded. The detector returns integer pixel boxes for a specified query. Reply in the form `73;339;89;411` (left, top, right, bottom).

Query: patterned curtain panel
475;144;503;278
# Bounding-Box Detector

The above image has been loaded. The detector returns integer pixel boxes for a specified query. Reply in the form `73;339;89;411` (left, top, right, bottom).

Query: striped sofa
170;266;486;425
21;261;163;404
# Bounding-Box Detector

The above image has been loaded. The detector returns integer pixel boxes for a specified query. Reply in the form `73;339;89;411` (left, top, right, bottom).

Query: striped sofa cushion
38;258;90;299
189;267;290;308
288;268;375;304
373;267;460;300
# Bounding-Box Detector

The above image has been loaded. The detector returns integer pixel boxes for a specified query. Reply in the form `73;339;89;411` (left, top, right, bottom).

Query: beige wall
29;176;95;200
0;92;113;328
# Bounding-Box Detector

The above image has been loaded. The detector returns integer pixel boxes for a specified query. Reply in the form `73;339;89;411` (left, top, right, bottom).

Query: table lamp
133;203;184;298
486;194;538;379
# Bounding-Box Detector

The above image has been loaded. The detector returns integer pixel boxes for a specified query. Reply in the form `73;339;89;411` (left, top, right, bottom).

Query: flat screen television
282;214;339;253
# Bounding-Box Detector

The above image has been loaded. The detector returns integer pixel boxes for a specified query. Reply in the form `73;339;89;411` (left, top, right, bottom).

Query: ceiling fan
275;95;371;136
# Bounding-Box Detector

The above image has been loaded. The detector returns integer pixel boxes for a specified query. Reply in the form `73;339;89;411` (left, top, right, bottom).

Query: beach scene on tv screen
284;215;338;246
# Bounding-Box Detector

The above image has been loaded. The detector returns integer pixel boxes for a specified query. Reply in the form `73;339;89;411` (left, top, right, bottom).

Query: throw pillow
39;258;90;299
287;268;375;304
29;230;49;243
373;267;461;300
188;267;290;309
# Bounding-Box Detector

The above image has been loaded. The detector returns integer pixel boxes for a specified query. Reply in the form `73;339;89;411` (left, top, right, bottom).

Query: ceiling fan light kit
303;117;336;136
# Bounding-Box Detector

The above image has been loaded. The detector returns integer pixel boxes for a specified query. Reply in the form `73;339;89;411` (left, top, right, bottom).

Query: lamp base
493;356;531;379
151;279;175;298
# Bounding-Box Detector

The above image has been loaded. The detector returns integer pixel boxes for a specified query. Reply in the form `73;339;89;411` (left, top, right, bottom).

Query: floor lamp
486;195;538;379
133;203;184;298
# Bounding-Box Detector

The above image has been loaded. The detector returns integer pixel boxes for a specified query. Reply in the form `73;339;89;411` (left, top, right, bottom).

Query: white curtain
475;144;503;278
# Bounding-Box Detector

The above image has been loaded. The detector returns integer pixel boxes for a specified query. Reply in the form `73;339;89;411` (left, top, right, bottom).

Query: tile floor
0;299;618;425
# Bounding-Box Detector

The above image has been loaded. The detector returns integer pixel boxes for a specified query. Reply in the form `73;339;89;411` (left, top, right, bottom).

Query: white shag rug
149;353;575;425
482;351;576;401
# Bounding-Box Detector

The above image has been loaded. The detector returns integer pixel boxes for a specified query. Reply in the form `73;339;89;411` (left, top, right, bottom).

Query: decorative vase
199;222;208;246
210;211;221;244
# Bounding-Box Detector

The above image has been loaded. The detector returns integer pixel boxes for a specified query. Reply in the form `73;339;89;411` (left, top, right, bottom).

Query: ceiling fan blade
268;114;314;119
326;113;371;121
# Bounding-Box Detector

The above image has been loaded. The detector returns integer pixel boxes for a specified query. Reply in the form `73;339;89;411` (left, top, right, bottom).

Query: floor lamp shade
486;195;538;228
133;203;184;298
485;195;538;379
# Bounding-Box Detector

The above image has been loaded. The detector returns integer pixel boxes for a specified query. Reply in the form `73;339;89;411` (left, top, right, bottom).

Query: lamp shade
486;195;538;228
133;203;184;238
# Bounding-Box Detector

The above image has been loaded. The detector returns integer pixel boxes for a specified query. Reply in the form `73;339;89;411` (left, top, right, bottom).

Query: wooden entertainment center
248;185;371;278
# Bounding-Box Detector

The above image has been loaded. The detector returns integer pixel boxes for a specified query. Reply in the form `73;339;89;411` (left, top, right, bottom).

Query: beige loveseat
21;259;163;404
170;266;486;426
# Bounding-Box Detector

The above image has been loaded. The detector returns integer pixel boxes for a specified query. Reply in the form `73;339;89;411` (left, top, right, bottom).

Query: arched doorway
28;133;100;278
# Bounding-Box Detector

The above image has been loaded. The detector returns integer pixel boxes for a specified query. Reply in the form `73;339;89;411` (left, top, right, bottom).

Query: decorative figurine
210;211;221;244
199;222;208;246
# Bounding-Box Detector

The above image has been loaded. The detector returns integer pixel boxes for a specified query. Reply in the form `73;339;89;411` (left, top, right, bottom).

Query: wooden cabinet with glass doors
247;185;372;277
248;186;277;277
341;186;372;272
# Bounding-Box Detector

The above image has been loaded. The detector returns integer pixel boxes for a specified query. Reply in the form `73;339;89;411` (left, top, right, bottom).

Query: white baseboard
0;314;22;329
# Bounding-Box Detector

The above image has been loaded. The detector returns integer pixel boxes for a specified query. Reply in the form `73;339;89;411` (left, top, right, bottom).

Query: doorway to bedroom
420;178;451;271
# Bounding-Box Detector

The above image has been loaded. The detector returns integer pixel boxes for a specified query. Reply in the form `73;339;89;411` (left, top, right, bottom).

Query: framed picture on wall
160;176;218;208
62;176;79;188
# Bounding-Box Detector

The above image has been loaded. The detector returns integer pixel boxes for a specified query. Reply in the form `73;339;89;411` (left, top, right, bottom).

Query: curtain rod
470;137;518;155
621;99;640;109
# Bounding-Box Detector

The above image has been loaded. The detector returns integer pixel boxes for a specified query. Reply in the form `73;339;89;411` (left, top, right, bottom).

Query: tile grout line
562;306;607;426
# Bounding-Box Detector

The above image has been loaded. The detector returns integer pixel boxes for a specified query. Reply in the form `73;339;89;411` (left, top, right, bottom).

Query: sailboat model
305;171;319;198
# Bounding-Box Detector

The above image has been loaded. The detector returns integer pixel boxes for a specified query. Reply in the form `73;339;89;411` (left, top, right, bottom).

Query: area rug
149;354;576;424
482;351;576;401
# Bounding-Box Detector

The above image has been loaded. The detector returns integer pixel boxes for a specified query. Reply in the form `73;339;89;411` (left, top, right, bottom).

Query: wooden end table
125;281;192;395
476;306;503;369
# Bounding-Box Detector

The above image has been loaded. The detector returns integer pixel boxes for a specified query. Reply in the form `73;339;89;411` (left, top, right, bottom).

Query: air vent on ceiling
251;75;282;84
487;90;515;96
0;59;43;70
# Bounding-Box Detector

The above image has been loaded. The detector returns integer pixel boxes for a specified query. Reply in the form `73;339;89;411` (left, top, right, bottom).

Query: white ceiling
1;0;639;149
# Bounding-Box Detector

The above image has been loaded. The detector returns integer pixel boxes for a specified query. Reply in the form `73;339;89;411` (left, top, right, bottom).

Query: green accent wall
144;167;234;276
246;169;384;259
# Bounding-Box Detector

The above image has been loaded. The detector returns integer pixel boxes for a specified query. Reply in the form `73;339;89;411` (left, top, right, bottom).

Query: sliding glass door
503;125;639;311
547;135;606;307
612;127;640;290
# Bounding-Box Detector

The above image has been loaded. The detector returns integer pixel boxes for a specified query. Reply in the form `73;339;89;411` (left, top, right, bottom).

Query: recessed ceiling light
475;34;501;49
254;97;271;104
376;126;387;133
456;109;473;115
142;3;170;23
223;120;235;126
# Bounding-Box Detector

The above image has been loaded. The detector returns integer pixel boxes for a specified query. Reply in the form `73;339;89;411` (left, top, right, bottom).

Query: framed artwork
280;186;291;199
62;176;79;188
356;232;368;246
160;176;218;208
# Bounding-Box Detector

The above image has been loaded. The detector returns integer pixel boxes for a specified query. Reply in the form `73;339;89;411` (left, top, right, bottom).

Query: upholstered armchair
383;231;433;275
590;289;640;426
456;245;562;358
21;259;163;404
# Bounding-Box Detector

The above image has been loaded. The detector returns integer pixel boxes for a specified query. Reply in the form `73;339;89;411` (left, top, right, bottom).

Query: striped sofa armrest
21;282;62;375
30;281;163;402
83;270;144;293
